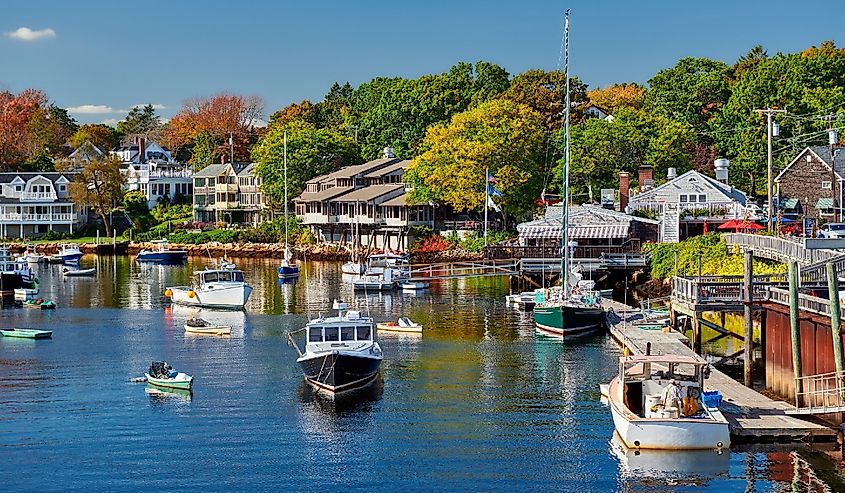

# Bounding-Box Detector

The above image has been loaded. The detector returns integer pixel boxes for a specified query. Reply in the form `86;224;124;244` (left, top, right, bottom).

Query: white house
0;173;85;238
115;137;192;208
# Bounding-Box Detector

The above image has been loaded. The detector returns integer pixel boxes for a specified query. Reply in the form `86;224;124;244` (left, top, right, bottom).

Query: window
356;326;371;341
698;194;706;203
14;185;22;192
218;271;232;282
679;194;688;203
324;327;339;341
822;181;832;190
341;326;355;341
232;271;244;282
203;272;218;283
309;327;322;342
195;178;206;187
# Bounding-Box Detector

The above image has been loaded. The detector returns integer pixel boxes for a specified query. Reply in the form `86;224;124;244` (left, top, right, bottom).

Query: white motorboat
341;262;366;275
0;246;37;291
13;288;38;302
353;267;395;291
606;354;729;450
399;280;429;290
165;265;253;309
184;317;231;335
377;317;423;333
53;244;83;264
22;245;44;264
63;267;96;277
288;300;382;395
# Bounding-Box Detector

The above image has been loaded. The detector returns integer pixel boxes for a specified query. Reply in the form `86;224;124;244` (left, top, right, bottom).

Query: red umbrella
741;221;764;231
717;219;742;231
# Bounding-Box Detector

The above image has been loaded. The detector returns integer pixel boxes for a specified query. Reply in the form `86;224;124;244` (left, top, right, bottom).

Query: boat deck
605;304;836;443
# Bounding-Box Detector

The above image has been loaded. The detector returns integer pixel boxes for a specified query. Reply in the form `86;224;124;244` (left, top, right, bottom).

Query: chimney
638;166;653;192
220;154;226;165
619;172;630;212
137;136;146;164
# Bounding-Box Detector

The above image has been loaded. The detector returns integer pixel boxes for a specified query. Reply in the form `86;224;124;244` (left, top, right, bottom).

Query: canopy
517;224;629;239
717;219;763;232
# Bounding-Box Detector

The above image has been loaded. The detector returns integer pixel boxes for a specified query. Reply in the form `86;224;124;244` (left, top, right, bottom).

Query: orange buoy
164;289;173;297
187;290;196;298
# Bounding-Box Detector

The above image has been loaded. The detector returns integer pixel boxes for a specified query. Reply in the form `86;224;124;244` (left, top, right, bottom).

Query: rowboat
0;328;52;339
377;317;423;333
145;361;193;391
23;299;56;310
63;267;96;276
399;280;429;291
184;318;231;336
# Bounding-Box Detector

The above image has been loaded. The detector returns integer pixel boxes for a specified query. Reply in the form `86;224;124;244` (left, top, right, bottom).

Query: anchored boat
276;130;301;281
606;354;729;450
184;317;231;336
377;317;422;333
145;361;193;391
136;239;188;264
165;265;253;309
0;328;52;339
51;244;83;264
288;300;382;395
63;267;96;277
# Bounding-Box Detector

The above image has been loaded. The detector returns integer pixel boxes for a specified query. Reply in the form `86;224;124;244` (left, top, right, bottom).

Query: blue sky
1;0;840;125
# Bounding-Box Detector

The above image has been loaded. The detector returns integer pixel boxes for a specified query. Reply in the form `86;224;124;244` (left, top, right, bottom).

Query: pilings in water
743;250;754;387
788;261;802;396
827;263;844;378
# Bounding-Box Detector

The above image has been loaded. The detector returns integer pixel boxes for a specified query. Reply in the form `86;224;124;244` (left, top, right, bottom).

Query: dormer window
15;185;22;193
59;185;66;192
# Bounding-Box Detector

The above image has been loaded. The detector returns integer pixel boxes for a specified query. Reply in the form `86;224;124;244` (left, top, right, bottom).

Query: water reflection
145;385;193;404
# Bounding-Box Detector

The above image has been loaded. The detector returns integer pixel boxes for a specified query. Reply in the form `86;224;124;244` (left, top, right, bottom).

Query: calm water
1;256;843;492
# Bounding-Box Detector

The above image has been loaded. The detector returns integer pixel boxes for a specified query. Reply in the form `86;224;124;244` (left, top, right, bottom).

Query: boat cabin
619;355;708;419
307;323;373;344
192;269;245;287
303;301;376;351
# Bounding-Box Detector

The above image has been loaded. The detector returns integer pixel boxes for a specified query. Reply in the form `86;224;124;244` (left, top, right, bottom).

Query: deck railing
724;233;842;265
485;239;641;260
794;370;845;414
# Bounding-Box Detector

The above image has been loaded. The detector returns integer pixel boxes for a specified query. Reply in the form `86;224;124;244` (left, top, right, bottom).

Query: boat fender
187;290;196;298
164;289;173;297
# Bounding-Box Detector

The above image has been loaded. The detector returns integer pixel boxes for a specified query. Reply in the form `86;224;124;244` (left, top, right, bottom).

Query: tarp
518;224;629;239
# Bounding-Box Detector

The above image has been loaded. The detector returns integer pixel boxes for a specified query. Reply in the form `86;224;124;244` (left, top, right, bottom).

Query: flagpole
484;167;489;247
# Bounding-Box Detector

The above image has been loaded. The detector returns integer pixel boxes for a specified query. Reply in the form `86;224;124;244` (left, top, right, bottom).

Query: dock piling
789;261;802;397
825;263;844;379
744;250;754;387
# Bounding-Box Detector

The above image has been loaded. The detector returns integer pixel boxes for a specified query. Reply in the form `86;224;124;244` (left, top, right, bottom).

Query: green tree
69;123;119;153
189;131;220;171
406;99;546;219
68;156;126;236
117;104;162;136
502;69;589;131
252;120;362;207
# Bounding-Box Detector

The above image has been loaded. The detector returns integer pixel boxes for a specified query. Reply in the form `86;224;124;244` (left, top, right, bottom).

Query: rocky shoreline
17;241;486;263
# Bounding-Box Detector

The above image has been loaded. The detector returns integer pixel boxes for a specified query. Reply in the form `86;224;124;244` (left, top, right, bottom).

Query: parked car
817;223;845;238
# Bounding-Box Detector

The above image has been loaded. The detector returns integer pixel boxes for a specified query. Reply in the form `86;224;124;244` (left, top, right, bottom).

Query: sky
1;0;841;125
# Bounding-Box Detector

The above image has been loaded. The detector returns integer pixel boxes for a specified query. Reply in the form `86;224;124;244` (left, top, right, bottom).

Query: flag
487;183;504;197
486;195;500;212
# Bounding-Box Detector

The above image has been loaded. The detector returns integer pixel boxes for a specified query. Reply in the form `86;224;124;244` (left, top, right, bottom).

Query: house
68;141;104;163
626;168;749;243
516;204;658;252
192;163;264;225
294;148;435;249
111;137;174;164
116;137;193;208
585;104;614;122
0;172;85;238
775;146;844;222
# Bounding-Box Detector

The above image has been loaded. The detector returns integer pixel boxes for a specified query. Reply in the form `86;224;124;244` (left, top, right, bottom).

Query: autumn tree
0;89;71;169
69;124;119;153
252;120;361;207
166;93;264;167
587;83;645;112
406;99;546;219
68;155;126;236
502;70;588;131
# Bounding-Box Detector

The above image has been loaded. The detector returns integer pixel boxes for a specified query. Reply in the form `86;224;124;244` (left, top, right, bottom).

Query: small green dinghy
0;328;52;339
144;361;193;391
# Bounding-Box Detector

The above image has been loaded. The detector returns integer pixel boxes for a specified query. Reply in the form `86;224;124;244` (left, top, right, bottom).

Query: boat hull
0;272;36;292
353;280;394;291
533;303;605;337
341;262;366;275
57;253;83;264
608;377;729;450
136;251;188;264
0;329;52;339
184;324;231;335
377;322;423;333
145;373;193;391
277;265;300;279
169;284;253;309
297;351;382;394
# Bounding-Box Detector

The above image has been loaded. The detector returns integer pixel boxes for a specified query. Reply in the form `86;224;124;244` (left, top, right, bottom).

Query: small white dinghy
184;317;231;336
400;280;429;290
14;288;39;302
377;317;423;333
63;267;96;277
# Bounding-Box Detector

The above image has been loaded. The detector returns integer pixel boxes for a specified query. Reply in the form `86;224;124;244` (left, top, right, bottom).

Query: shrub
410;235;453;253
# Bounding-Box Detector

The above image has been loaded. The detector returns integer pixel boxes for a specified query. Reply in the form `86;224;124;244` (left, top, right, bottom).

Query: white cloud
131;103;167;110
5;27;56;41
67;104;117;114
100;118;119;127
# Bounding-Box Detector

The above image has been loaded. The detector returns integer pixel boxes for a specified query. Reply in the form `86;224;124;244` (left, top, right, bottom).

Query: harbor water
1;256;843;492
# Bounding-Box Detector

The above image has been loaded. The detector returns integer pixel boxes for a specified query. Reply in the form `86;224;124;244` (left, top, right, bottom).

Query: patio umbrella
703;220;708;234
741;221;764;231
717;219;742;231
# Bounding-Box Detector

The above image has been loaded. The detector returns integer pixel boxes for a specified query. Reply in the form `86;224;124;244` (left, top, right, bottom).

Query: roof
775;146;845;182
816;197;833;209
630;169;747;205
381;192;427;207
332;184;404;202
543;204;660;224
517;205;655;240
0;173;75;184
294;186;353;202
781;198;799;209
363;160;410;178
193;164;227;178
319;158;402;182
237;162;258;176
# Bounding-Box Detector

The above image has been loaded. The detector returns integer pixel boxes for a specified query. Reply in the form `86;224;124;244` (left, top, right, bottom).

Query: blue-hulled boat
276;130;300;281
277;257;300;279
136;240;188;264
53;244;83;264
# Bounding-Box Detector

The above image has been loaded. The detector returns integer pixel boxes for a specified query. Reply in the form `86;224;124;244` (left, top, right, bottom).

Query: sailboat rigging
278;130;301;280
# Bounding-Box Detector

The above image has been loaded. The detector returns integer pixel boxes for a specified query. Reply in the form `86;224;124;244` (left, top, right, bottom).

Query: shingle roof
237;162;258;176
0;173;76;184
364;160;410;178
294;186;353;202
193;164;227;177
320;158;401;181
332;184;404;202
381;192;427;207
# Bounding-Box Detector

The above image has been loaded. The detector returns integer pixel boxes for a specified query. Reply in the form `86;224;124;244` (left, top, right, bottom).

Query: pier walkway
606;309;836;442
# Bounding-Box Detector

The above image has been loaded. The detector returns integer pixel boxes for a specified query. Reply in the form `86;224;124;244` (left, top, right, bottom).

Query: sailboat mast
283;130;289;252
561;9;571;294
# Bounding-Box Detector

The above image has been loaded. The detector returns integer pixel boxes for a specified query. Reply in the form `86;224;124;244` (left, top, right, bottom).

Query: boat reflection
297;374;383;413
609;433;729;486
145;385;192;403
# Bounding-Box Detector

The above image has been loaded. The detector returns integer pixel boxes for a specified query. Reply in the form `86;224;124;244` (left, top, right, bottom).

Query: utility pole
827;115;840;221
754;108;785;232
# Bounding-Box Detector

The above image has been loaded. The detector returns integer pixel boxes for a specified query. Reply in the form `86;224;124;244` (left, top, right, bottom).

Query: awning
518;224;629;239
780;198;799;210
816;198;833;209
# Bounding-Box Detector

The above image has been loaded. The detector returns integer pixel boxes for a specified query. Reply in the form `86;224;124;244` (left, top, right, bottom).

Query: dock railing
724;233;841;265
671;275;780;305
794;370;845;414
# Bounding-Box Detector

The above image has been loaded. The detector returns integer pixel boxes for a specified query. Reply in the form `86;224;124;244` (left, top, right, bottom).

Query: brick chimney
220;154;226;165
619;172;630;212
638;165;653;192
136;136;146;164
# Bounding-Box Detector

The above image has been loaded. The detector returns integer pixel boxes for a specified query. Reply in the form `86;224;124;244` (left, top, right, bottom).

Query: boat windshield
324;327;339;341
203;272;218;283
340;326;355;341
308;327;322;342
356;326;371;341
232;271;244;282
624;360;701;383
218;271;232;282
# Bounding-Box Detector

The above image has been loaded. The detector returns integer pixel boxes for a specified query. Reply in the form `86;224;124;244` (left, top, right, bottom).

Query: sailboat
342;201;366;275
278;130;300;280
533;10;605;337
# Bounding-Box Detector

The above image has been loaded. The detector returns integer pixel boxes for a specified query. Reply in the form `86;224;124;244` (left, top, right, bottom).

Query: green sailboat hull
533;304;605;337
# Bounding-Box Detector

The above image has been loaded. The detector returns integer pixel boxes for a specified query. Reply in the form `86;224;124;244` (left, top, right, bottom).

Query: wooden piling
826;263;844;377
789;261;802;396
744;250;754;387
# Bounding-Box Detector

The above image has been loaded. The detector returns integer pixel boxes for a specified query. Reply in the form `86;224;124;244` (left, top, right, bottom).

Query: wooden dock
605;308;836;443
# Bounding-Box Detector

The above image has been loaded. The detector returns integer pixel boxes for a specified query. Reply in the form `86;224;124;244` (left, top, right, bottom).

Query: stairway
660;203;680;243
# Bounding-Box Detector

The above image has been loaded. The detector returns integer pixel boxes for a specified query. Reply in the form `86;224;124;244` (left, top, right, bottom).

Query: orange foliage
0;89;49;168
587;83;645;113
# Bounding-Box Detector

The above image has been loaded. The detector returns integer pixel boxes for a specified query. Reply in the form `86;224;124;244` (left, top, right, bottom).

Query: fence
793;370;845;414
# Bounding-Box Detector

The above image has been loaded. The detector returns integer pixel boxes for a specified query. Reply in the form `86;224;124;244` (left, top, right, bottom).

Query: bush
410;235;453;253
646;233;786;279
151;204;193;223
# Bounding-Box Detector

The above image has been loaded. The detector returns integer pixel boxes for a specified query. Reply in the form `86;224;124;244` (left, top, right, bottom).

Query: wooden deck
606;309;836;443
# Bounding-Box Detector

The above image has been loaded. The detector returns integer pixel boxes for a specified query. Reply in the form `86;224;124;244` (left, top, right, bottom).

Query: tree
117;104;162;137
166;93;264;164
406;99;546;218
0;89;49;169
252;120;362;207
502;69;589;131
69;124;119;153
587;83;645;112
68;156;126;237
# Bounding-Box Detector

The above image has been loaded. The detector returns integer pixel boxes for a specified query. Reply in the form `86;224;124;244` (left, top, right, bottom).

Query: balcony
0;213;74;222
20;192;57;202
215;183;238;194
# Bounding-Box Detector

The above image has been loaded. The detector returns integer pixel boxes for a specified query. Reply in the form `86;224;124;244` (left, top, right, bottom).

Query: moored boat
276;131;301;281
13;288;38;302
0;246;37;292
377;317;422;333
145;361;193;391
288;300;382;395
23;298;55;310
399;280;429;291
184;317;231;335
136;239;188;264
0;328;52;339
53;244;83;264
606;354;729;450
62;267;96;277
341;261;366;275
165;265;252;309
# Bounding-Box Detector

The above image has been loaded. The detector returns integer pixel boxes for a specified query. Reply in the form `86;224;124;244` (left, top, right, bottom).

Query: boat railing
287;328;306;357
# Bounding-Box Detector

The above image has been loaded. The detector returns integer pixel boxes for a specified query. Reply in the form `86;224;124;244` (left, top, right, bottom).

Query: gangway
790;370;845;415
406;260;519;281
